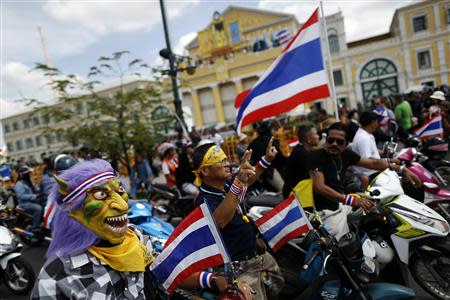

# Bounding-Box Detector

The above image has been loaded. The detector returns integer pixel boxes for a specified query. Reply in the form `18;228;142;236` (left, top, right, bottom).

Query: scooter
128;200;174;252
0;224;35;295
361;169;450;300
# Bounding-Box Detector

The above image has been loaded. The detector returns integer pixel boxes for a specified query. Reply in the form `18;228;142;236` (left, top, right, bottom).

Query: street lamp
158;0;196;130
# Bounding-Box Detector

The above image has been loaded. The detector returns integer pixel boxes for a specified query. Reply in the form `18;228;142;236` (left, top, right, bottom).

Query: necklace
331;157;342;181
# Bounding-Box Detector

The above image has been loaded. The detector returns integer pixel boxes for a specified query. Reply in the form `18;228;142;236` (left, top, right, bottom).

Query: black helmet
18;166;32;176
53;154;77;173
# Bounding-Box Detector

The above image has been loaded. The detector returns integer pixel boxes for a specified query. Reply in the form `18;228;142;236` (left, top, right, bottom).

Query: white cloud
258;0;413;42
173;32;197;56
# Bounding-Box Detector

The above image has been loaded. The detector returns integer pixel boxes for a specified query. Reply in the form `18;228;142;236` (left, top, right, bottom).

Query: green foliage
28;51;176;175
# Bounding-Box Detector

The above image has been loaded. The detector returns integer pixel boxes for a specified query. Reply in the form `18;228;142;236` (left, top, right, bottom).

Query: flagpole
320;1;339;121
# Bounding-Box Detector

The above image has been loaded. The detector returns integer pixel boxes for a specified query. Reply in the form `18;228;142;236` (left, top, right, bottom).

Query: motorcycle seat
247;194;283;207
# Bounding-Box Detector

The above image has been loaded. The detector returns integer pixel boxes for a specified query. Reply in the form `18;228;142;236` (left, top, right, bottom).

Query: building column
212;85;225;124
437;40;447;85
433;4;441;33
234;78;243;95
399;11;414;87
190;90;203;127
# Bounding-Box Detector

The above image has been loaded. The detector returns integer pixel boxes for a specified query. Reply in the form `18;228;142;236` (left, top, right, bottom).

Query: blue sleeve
195;195;221;213
14;182;36;202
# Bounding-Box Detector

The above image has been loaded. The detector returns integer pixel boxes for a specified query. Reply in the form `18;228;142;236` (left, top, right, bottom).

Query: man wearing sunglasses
309;122;421;240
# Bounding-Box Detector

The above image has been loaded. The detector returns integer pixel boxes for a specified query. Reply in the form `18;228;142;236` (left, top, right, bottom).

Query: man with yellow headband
193;139;284;300
31;159;253;299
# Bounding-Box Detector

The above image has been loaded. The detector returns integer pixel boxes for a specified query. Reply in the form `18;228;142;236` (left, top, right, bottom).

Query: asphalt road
0;243;437;300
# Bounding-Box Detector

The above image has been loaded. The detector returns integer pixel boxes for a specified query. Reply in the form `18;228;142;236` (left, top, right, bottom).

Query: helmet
18;166;32;176
54;154;77;173
371;236;394;264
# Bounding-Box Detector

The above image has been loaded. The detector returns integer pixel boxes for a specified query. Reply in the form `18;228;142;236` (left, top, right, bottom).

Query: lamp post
158;0;191;130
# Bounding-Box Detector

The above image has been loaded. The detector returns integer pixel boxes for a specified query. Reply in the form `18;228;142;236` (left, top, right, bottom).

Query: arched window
328;28;339;54
360;58;398;106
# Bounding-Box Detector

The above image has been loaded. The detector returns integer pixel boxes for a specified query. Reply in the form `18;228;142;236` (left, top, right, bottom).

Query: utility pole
158;0;187;129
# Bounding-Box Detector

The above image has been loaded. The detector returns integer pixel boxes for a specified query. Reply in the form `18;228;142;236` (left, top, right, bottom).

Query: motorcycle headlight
0;243;14;254
432;219;450;234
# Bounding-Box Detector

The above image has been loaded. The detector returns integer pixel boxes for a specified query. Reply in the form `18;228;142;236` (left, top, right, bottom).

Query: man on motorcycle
32;159;253;299
14;166;42;232
193;139;284;300
309;122;421;240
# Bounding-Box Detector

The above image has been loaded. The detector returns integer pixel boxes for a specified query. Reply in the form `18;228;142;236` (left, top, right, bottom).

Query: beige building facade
180;1;450;128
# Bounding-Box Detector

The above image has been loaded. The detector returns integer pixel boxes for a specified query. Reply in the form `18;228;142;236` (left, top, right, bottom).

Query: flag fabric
43;199;57;229
275;28;293;46
415;114;443;140
288;138;299;148
150;203;230;294
254;194;312;252
235;8;330;132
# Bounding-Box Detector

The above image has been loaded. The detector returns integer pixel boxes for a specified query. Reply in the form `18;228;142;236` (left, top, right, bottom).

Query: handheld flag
150;203;230;294
415;114;443;140
288;137;299;148
235;8;330;133
254;194;312;252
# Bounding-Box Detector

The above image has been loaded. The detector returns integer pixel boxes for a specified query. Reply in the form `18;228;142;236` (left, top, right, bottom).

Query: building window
15;140;23;151
12;122;19;131
417;50;432;70
56;131;63;143
413;15;427;32
3;124;10;133
32;116;40;126
360;58;398;106
35;136;42;147
447;8;450;24
23;119;29;129
422;80;434;87
42;114;50;125
328;29;340;54
45;134;53;145
25;138;34;149
7;143;13;152
75;103;83;115
333;70;344;86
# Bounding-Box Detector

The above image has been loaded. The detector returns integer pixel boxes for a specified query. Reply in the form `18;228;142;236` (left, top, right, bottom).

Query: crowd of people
0;85;448;299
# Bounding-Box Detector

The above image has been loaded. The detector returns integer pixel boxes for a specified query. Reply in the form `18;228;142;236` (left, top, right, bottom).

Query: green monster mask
68;178;129;244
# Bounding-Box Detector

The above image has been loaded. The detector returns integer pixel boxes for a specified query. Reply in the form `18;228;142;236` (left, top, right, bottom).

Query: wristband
229;182;242;197
344;194;354;206
198;271;213;289
258;156;271;169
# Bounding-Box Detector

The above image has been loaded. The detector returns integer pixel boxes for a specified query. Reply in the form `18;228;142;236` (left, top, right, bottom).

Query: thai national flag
150;203;230;294
275;28;293;46
254;194;312;252
288;137;299;148
415;114;443;140
235;8;330;132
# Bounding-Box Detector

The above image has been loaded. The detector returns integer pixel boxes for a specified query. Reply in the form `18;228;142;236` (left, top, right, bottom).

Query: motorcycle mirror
369;189;381;197
423;182;439;190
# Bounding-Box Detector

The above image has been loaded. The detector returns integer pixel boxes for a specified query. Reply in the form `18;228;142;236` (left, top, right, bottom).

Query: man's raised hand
237;150;256;185
265;137;278;162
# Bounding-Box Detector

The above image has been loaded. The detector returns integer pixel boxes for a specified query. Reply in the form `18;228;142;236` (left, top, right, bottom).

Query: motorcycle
361;169;450;300
297;224;415;300
383;140;450;222
151;183;195;224
0;224;35;295
128;200;174;252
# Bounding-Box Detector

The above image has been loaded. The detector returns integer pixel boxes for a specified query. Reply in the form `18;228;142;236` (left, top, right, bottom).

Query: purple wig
46;159;116;259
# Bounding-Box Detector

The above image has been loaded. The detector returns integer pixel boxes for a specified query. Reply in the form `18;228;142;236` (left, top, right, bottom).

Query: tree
28;51;175;177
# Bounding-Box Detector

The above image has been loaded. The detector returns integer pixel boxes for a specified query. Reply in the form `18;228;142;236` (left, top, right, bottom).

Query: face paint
70;179;129;244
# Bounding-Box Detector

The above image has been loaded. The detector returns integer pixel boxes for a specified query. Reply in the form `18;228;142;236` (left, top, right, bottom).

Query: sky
0;0;416;147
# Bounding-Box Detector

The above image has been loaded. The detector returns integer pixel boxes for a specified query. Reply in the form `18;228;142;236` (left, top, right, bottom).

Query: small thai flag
415;114;443;140
254;194;312;252
288;138;299;148
150;203;230;294
276;28;293;46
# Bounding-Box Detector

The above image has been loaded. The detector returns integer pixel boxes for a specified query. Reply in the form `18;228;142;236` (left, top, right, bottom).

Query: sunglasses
327;137;345;146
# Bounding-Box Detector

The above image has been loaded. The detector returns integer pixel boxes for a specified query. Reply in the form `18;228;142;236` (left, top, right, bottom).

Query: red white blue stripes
254;194;312;252
415;114;443;140
61;171;115;205
236;8;330;133
150;203;230;294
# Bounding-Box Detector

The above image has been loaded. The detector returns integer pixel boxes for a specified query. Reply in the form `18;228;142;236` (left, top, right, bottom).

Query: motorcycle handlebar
302;248;321;271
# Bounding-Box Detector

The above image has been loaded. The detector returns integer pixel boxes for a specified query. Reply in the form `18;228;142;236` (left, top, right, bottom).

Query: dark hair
327;122;348;139
360;111;378;127
193;143;215;171
347;109;357;120
297;124;314;142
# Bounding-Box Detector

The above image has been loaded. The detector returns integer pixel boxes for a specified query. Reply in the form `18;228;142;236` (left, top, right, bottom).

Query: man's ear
53;175;69;196
200;166;209;177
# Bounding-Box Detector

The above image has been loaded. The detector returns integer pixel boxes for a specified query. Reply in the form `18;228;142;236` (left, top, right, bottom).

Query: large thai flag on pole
415;114;443;140
254;194;312;252
235;8;330;133
150;203;230;294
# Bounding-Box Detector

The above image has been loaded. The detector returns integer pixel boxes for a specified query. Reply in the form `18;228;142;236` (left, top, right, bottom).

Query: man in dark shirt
193;139;284;299
175;142;199;198
282;124;320;198
309;122;421;240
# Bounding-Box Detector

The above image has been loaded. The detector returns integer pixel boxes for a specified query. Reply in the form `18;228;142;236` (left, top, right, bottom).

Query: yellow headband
193;145;227;186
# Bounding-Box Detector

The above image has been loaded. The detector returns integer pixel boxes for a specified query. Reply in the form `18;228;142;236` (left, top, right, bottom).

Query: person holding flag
193;138;284;300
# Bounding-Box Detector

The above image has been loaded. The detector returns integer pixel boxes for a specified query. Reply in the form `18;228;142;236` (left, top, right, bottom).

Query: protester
32;159;253;299
346;109;360;142
175;142;199;198
395;95;413;138
308;122;421;240
160;143;178;187
282;124;320;198
209;127;224;147
130;151;154;198
374;97;396;137
193;140;284;299
236;133;249;161
14;166;42;231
